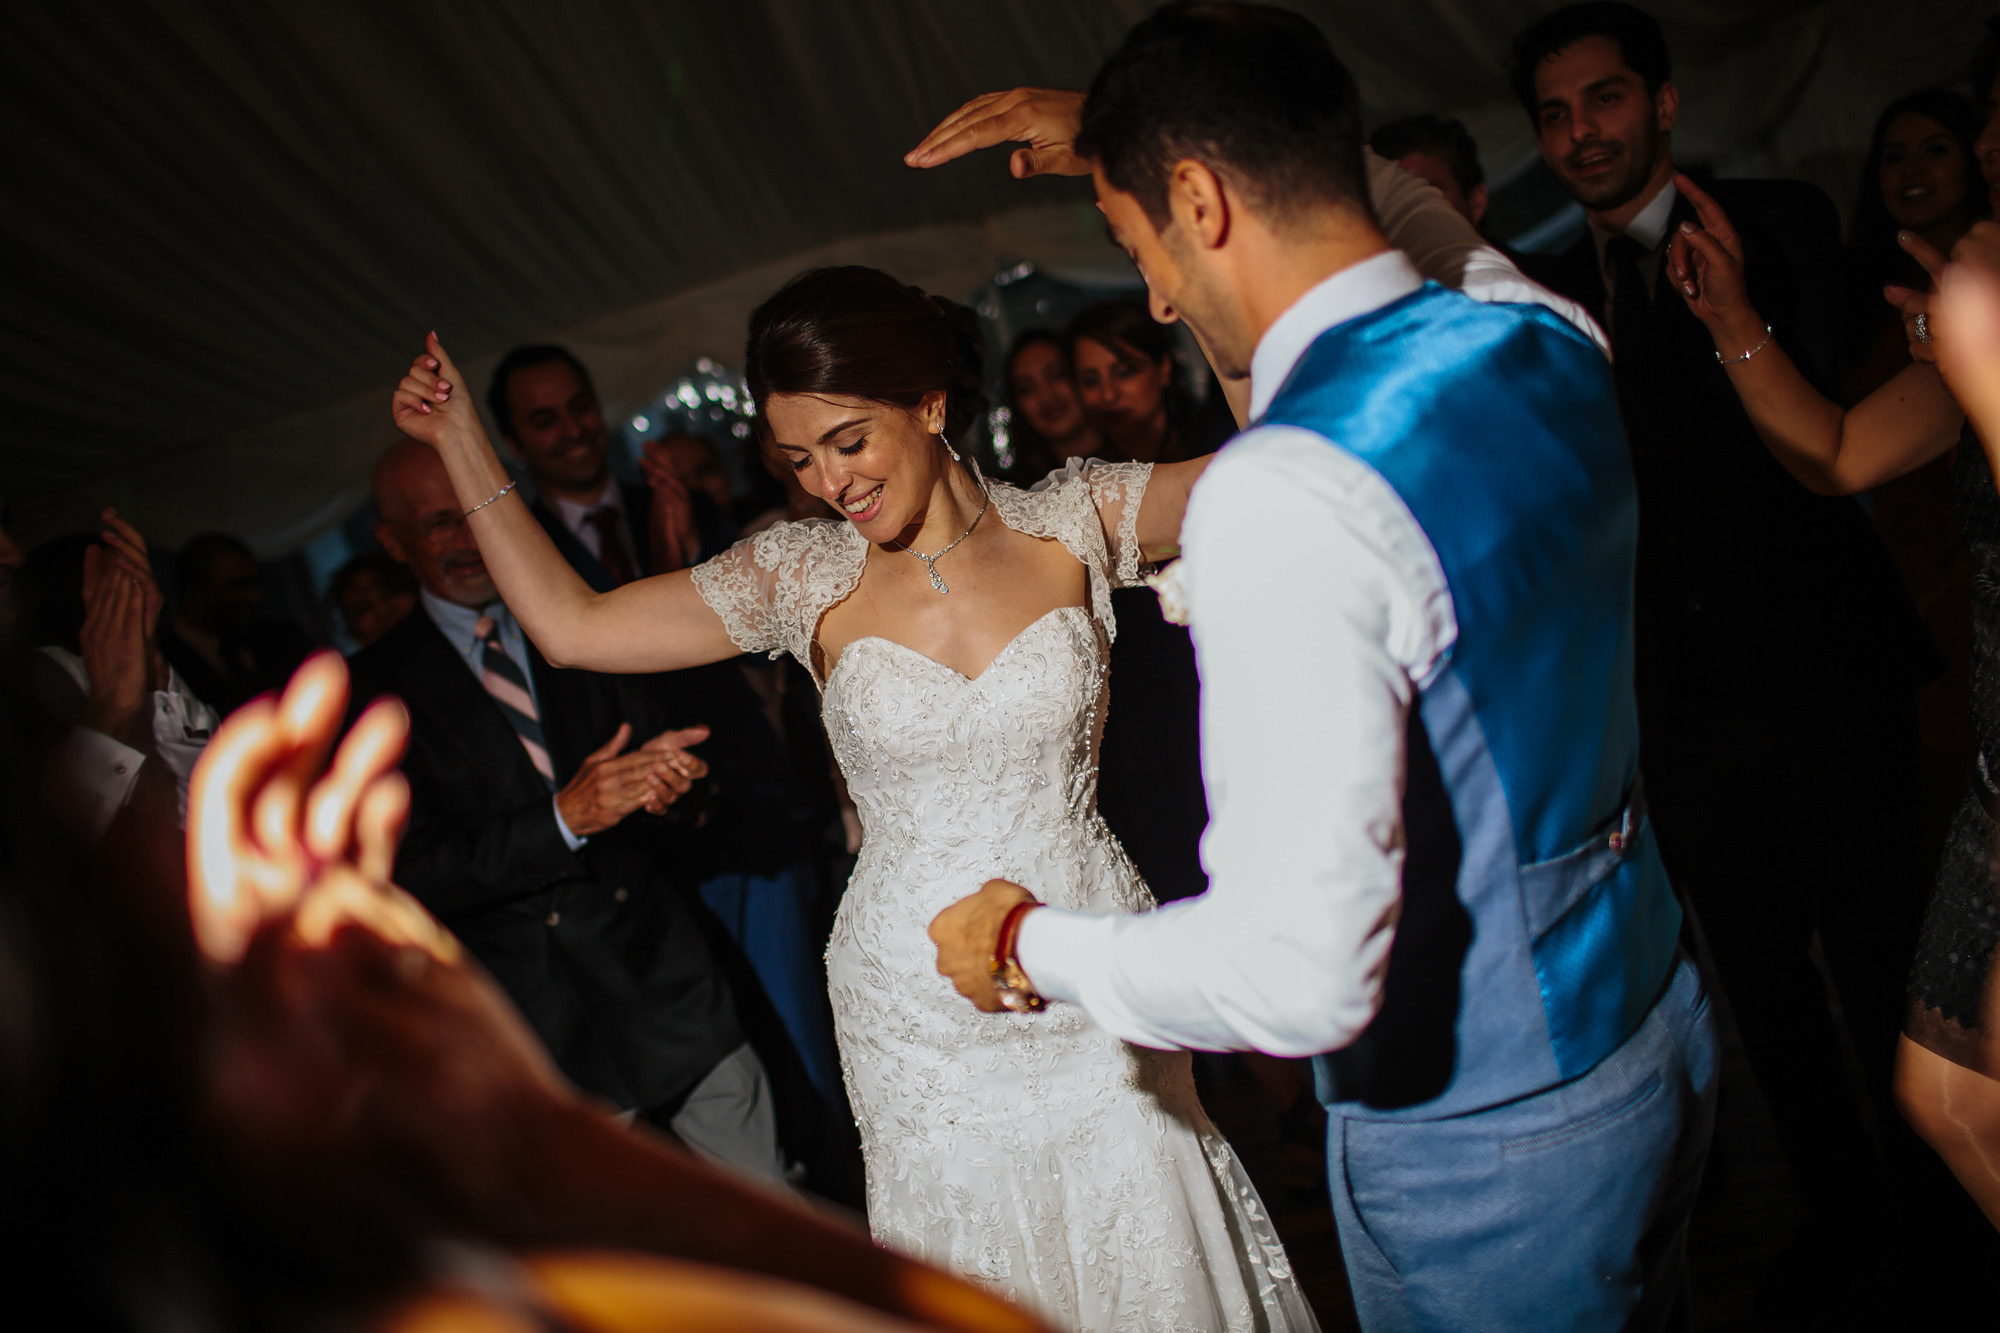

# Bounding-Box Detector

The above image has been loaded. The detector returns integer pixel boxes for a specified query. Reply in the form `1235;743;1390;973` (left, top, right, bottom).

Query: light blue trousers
1327;956;1718;1332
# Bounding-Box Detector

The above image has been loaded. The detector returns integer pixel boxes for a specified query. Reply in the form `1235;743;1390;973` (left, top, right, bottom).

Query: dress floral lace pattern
691;462;1316;1331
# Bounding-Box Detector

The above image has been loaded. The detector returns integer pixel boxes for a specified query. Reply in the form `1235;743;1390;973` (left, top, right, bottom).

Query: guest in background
654;430;736;520
1066;298;1226;464
328;548;418;649
25;513;218;837
488;344;674;581
1000;329;1105;483
158;531;315;716
1368;113;1489;230
1844;90;1991;395
1841;90;1990;871
355;438;784;1180
1665;22;2000;1237
1512;2;1941;1309
490;347;850;1171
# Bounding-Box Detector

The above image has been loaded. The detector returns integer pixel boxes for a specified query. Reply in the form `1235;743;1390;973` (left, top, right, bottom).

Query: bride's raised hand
391;330;479;448
1666;173;1758;342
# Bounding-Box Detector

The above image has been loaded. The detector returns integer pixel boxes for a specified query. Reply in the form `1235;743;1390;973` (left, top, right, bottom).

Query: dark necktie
584;506;636;586
474;614;555;785
1606;232;1653;358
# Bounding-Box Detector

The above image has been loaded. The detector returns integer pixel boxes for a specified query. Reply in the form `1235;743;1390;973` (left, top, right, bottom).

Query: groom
928;4;1717;1328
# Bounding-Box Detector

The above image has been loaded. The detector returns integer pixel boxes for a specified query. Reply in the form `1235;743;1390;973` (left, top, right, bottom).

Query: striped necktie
474;614;555;784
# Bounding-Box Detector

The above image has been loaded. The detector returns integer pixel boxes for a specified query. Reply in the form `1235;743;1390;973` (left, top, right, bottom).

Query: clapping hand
555;721;711;838
190;653;571;1192
187;651;448;965
905;87;1089;177
391;331;480;448
77;543;153;743
97;508;167;686
639;440;704;573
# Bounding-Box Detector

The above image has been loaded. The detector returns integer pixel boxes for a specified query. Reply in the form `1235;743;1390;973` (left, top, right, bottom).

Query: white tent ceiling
5;0;1990;554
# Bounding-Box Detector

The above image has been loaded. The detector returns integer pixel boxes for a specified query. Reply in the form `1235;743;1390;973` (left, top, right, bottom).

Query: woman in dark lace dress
1667;44;2000;1225
1907;436;1999;1085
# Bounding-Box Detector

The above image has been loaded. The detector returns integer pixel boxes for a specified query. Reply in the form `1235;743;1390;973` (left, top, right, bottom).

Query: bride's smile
764;387;984;552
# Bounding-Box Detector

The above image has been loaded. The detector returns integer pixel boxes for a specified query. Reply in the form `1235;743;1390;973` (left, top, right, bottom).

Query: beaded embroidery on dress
693;459;1316;1331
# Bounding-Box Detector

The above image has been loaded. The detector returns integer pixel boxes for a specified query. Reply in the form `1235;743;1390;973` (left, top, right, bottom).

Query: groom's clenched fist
930;879;1038;1012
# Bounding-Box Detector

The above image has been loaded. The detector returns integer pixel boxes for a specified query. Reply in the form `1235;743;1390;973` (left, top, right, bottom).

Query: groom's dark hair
1076;2;1370;232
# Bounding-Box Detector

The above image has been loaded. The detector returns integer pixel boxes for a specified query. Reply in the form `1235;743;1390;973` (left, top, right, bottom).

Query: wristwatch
990;900;1046;1013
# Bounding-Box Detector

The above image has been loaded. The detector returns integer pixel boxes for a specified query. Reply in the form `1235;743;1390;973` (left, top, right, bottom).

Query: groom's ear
1168;159;1232;252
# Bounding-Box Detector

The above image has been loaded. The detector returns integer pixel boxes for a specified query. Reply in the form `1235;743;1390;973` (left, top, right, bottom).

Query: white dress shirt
43;645;218;838
1366;148;1609;356
1588;175;1680;325
421;589;589;851
1016;251;1460;1056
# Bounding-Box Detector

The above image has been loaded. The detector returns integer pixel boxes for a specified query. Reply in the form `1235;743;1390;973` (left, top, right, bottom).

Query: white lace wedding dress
693;459;1316;1331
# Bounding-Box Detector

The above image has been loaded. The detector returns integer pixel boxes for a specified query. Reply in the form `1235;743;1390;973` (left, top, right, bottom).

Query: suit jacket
531;485;813;883
532;480;734;591
160;618;316;718
346;609;742;1113
1521;178;1934;762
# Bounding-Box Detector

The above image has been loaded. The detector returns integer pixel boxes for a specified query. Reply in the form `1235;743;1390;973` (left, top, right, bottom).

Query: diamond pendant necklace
899;489;989;594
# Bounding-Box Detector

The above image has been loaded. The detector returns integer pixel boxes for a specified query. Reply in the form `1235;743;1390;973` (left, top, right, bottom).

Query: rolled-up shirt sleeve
1016;426;1454;1056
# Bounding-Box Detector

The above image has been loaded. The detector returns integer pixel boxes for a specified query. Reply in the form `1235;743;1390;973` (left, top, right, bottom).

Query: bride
391;264;1316;1330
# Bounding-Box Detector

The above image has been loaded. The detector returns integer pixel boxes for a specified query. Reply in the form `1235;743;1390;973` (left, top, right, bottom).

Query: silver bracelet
464;479;518;516
1716;324;1773;366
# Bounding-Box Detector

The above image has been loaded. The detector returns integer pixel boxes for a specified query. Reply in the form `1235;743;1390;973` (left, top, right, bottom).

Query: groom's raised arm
1010;426;1452;1056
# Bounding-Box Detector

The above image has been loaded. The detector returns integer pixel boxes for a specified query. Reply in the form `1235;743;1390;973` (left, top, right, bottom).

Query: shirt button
545;911;561;927
112;764;127;775
613;888;629;903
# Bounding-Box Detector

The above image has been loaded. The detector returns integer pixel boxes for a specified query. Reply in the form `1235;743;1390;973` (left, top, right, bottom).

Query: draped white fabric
4;1;1989;553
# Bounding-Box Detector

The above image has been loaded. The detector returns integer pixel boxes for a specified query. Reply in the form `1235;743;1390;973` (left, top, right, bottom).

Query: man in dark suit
159;532;316;717
481;345;732;586
1510;1;1937;1299
351;437;782;1180
485;346;848;1173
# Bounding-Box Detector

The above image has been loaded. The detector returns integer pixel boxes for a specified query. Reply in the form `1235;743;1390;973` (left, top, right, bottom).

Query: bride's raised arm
391;333;745;674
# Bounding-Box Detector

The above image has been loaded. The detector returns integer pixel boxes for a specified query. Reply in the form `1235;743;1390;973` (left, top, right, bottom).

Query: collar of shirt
1248;250;1426;420
422;588;529;682
549;476;623;537
1588;175;1680;271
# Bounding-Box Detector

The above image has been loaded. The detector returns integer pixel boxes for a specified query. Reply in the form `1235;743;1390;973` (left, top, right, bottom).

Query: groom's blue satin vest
1259;284;1682;1119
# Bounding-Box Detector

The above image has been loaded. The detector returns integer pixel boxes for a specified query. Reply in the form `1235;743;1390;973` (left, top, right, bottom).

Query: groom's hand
930;879;1035;1012
904;88;1088;177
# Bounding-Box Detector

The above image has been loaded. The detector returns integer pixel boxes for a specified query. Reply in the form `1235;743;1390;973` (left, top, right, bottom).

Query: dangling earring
938;422;960;462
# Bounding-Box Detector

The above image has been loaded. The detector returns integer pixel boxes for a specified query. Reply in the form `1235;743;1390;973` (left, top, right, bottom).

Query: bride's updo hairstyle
744;265;988;445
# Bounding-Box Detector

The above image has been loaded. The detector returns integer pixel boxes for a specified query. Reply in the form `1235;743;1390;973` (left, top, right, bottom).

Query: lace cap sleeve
1077;458;1152;588
689;519;865;669
991;457;1153;641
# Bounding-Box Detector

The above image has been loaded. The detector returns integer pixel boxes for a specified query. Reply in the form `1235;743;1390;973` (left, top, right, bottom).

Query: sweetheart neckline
824;604;1091;689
